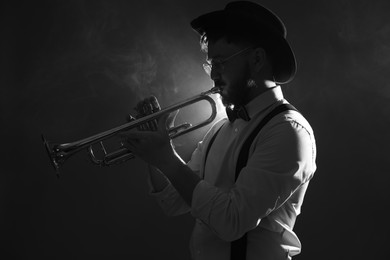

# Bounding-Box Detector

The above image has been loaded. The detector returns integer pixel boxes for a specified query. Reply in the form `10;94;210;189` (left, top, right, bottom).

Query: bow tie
226;105;251;122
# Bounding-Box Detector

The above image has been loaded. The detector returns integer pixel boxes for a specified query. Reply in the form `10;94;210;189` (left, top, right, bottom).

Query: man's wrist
158;155;201;207
156;149;184;173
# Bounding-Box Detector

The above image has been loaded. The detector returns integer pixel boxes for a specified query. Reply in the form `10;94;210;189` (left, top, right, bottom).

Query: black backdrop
1;0;389;259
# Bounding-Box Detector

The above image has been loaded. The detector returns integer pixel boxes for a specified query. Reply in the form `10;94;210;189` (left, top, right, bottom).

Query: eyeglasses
203;47;253;76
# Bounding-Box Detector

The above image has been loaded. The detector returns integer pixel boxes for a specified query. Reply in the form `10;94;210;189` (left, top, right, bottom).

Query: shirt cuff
149;181;174;199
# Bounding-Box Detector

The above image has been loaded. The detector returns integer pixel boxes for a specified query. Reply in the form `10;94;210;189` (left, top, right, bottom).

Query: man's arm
147;165;170;192
157;155;201;206
146;157;201;207
120;112;201;206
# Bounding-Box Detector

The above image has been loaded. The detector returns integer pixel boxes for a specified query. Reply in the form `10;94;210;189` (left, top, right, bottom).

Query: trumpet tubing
42;87;220;175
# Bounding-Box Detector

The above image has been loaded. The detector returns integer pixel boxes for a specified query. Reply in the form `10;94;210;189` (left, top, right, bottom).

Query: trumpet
42;87;220;175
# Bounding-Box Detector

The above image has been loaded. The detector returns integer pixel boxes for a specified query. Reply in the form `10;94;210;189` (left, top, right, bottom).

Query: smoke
1;0;213;139
2;1;390;259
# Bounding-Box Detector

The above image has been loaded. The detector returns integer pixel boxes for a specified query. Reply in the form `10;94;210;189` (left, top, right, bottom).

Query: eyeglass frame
203;46;254;76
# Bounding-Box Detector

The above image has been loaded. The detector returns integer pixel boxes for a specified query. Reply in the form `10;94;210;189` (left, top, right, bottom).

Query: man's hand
118;98;200;206
118;110;180;170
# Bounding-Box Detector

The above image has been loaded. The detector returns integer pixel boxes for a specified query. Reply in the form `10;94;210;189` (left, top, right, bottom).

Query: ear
251;47;266;72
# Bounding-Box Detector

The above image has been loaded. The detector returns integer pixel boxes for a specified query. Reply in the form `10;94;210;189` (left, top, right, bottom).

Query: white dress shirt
150;86;317;260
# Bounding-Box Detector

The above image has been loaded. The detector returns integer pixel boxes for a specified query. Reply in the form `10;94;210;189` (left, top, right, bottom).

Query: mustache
213;80;226;88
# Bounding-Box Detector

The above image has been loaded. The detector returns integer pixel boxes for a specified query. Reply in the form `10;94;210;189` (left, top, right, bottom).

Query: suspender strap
231;103;298;260
235;103;298;177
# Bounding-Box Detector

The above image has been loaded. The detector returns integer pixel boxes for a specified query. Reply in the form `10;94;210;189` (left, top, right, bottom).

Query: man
121;1;317;259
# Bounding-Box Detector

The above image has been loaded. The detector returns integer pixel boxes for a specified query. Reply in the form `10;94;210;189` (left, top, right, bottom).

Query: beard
217;66;254;107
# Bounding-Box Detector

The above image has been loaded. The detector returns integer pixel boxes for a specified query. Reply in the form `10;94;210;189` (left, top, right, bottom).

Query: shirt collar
245;86;284;118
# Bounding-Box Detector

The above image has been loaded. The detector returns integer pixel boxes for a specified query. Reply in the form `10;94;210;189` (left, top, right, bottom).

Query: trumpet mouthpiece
210;86;221;94
202;87;221;96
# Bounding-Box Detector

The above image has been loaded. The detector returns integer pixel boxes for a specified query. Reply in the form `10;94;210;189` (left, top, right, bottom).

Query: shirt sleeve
148;164;202;216
148;119;227;217
148;138;205;216
191;116;316;241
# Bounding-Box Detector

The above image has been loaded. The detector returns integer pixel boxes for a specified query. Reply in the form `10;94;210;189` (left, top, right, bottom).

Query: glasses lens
203;63;212;76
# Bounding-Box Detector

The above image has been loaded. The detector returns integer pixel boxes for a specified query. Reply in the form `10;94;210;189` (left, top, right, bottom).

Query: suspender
204;103;298;260
235;104;298;177
231;103;297;259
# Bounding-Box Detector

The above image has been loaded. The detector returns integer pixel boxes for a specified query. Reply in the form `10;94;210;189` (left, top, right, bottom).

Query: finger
135;99;145;131
118;134;142;153
149;96;161;131
157;112;171;134
135;98;153;131
166;110;179;129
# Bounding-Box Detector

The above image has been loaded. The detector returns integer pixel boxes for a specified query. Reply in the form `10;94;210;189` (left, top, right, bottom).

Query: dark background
1;0;389;259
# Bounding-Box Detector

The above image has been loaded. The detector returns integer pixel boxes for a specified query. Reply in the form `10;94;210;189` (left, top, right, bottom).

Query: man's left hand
118;111;179;169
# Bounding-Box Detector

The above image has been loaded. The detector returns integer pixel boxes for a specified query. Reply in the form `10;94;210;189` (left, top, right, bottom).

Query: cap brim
191;10;227;36
270;37;297;84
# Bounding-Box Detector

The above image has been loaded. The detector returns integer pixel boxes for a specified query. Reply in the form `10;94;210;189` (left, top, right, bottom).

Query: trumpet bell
42;135;64;176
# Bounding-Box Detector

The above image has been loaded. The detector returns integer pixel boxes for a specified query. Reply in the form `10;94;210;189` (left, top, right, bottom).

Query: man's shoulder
251;101;315;142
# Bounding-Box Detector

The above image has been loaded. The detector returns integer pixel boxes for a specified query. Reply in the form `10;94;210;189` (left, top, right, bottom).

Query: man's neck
241;80;277;106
